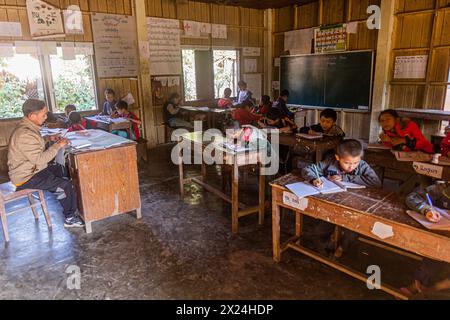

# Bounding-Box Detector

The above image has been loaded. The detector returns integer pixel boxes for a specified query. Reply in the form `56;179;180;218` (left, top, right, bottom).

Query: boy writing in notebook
301;139;381;257
299;108;345;137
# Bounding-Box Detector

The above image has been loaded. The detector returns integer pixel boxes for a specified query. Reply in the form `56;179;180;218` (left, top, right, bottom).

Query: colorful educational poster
147;17;181;75
26;0;64;39
91;13;138;78
314;23;347;54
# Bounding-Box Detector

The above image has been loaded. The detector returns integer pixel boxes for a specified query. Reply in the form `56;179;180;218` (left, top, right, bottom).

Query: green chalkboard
280;51;374;111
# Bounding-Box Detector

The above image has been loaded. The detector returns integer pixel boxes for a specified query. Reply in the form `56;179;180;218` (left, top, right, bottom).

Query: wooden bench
0;182;51;242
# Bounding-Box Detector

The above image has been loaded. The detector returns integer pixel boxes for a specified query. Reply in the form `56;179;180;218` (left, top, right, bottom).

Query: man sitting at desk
7;99;85;228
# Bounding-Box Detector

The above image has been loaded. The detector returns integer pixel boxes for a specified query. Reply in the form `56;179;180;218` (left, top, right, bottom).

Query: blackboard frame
279;50;375;113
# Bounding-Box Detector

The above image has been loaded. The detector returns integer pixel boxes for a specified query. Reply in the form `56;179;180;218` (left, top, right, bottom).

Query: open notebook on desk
406;208;450;231
286;179;365;199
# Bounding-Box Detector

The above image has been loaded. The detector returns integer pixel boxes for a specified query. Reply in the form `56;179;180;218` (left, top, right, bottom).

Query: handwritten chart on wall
147;17;181;75
91;13;138;78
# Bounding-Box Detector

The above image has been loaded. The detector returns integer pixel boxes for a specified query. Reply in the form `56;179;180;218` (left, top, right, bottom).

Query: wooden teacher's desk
177;131;265;234
271;173;450;300
66;130;141;233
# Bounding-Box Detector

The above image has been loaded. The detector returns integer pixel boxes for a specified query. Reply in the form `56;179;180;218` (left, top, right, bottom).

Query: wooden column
369;0;396;143
133;0;157;148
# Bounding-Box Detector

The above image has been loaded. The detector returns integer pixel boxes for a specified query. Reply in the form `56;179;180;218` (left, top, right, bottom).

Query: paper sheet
0;22;22;37
15;41;39;54
406;209;450;231
371;222;394;239
147;17;181;75
63;7;84;35
211;24;227;39
0;43;14;57
347;21;359;34
394;55;428;79
244;59;257;73
183;20;201;37
243;47;260;57
39;41;57;55
61;42;76;60
284;28;314;54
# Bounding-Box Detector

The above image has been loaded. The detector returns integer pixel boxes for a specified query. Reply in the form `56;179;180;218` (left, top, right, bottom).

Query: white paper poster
243;47;260;57
75;42;93;55
26;0;64;39
272;81;280;90
168;76;180;87
39;41;57;55
14;41;39;54
147;17;181;75
91;13;138;78
347;21;358;34
61;42;75;60
284;28;313;54
183;20;201;37
199;23;211;34
394;55;428;79
0;43;14;57
63;6;84;35
244;58;257;73
243;73;262;101
211;24;227;39
0;22;22;37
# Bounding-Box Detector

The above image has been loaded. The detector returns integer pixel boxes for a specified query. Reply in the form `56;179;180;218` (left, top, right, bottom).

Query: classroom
0;0;449;303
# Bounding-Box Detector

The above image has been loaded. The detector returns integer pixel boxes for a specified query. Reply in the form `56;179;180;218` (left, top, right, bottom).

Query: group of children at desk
46;88;142;141
286;107;450;298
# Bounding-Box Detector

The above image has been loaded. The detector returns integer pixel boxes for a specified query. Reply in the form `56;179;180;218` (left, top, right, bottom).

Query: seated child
252;95;272;115
164;92;194;129
45;112;65;128
441;125;450;158
378;109;434;153
236;81;255;106
258;107;297;133
273;89;293;118
67;111;87;132
112;100;141;140
102;88;117;115
232;100;261;127
217;88;233;108
301;139;381;257
55;104;76;127
299;108;345;137
400;181;450;297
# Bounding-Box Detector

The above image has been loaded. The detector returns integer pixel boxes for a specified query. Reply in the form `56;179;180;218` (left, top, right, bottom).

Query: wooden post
258;164;265;225
133;0;157;147
369;0;395;143
231;161;239;234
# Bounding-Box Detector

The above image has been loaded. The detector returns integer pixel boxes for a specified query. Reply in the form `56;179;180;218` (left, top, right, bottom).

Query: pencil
313;164;322;184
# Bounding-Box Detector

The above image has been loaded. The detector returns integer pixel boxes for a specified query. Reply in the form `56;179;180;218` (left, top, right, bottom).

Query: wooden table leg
178;141;184;198
295;212;302;237
258;165;265;225
231;161;239;234
85;221;92;234
28;194;39;221
272;201;281;262
136;206;142;219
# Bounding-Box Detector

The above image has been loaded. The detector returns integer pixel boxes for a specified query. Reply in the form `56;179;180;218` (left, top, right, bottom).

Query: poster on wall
394;55;428;79
314;23;347;54
211;24;227;39
151;76;180;106
91;13;138;78
243;73;262;102
26;0;65;39
147;17;181;76
284;28;314;54
63;5;84;35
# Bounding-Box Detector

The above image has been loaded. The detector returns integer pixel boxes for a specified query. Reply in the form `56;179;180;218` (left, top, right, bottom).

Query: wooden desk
85;116;132;138
180;106;233;129
178;131;265;234
279;133;342;162
395;108;450;122
68;143;141;233
271;173;450;300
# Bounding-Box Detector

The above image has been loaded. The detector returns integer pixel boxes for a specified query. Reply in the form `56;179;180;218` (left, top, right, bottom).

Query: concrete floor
0;145;448;300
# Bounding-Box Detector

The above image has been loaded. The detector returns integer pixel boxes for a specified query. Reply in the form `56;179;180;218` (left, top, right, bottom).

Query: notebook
286;178;366;199
406;209;450;231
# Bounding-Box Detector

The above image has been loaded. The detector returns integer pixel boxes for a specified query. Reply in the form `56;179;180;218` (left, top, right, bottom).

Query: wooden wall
272;0;381;140
145;0;267;144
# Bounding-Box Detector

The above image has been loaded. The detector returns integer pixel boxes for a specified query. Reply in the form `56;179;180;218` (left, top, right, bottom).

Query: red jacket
67;120;87;132
232;108;261;126
383;120;434;154
119;111;140;140
441;132;450;157
217;98;233;108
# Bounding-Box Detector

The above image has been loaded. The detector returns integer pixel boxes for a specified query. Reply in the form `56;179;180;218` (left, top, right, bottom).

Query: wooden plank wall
272;0;381;140
390;0;450;137
146;0;266;144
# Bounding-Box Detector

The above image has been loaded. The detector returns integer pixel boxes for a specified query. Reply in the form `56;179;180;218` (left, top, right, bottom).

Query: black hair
22;99;46;116
116;100;128;110
168;92;181;104
266;107;282;121
65;104;76;113
239;100;253;109
261;95;271;105
320;108;338;122
378;109;399;121
104;88;115;96
224;88;232;95
337;139;363;157
69;111;82;125
238;80;247;87
46;112;57;123
280;89;289;97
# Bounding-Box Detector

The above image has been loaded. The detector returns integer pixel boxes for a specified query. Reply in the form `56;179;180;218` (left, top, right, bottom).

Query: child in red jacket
67;111;87;132
378;109;434;154
441;125;450;158
232;100;261;127
112;100;141;140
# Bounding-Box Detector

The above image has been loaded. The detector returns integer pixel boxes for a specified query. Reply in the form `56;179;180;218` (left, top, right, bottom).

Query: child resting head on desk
301;139;382;258
401;181;450;297
378;109;434;154
111;100;141;140
258;107;297;133
299;108;345;137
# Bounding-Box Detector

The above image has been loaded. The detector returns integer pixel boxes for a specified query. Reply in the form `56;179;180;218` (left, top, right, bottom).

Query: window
0;54;45;119
213;50;238;99
0;43;97;119
49;47;96;113
181;48;239;102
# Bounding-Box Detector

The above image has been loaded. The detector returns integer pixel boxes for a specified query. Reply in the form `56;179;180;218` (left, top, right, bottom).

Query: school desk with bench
270;173;450;300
